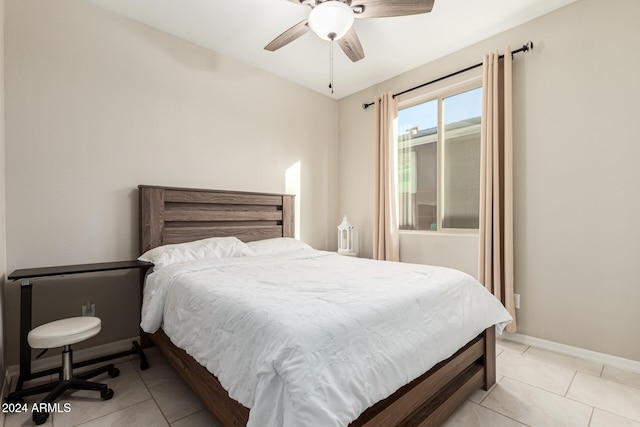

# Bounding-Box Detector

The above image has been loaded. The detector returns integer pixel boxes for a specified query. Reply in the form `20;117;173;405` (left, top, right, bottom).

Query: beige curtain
373;92;400;261
479;48;516;332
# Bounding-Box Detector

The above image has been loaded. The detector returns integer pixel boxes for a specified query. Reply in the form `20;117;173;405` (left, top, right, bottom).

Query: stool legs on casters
32;345;118;424
7;344;119;425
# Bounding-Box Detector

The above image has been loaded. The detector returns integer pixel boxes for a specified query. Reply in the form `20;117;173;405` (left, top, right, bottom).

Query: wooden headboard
139;185;295;253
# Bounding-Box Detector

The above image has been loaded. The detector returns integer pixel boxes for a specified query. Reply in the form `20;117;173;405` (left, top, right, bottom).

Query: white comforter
141;249;511;427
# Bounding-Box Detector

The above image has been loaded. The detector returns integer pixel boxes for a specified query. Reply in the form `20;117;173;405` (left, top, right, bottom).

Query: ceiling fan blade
265;20;310;51
352;0;435;19
338;27;365;62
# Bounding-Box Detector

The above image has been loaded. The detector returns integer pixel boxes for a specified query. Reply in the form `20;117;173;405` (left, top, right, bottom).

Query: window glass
397;85;482;231
398;99;437;230
442;87;482;229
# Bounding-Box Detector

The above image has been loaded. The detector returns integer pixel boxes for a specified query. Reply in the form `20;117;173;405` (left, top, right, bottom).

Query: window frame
396;77;483;235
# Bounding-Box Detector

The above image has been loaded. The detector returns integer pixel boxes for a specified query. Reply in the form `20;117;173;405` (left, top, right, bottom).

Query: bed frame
138;185;496;427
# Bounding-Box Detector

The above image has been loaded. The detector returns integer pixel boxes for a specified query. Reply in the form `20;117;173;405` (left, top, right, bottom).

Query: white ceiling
86;0;576;99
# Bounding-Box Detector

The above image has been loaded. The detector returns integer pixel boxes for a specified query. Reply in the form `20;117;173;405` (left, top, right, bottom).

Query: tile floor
3;339;640;426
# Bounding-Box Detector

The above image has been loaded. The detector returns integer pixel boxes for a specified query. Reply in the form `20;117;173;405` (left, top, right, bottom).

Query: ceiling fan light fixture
308;1;354;41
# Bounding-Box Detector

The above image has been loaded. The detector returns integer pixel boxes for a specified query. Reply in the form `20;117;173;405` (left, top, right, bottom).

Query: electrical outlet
82;302;96;317
514;294;520;309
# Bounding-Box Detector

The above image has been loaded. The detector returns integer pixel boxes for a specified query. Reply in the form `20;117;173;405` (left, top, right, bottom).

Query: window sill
399;230;479;237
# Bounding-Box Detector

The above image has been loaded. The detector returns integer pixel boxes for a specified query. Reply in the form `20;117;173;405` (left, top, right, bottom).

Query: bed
138;185;511;426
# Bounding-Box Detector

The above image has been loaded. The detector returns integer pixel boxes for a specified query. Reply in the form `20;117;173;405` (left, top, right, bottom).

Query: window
397;85;482;231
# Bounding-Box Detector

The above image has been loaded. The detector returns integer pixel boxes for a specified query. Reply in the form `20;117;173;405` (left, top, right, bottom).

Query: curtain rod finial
525;41;534;52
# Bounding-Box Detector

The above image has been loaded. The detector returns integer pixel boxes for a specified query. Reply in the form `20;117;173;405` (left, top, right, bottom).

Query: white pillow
247;237;312;256
139;236;255;268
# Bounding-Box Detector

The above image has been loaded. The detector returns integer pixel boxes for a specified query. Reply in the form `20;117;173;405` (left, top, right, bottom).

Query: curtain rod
362;41;534;110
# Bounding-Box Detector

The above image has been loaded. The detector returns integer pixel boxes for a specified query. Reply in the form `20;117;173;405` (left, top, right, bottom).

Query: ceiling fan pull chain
329;40;334;94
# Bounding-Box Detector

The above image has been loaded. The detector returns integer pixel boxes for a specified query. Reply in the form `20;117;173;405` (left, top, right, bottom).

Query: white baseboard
4;336;140;381
502;332;640;374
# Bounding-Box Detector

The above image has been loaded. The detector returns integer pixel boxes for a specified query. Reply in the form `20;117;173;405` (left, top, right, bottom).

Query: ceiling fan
264;0;436;62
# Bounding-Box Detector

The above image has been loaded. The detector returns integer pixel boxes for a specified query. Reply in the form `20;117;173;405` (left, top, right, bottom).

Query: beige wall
3;0;338;365
339;0;640;361
1;0;7;382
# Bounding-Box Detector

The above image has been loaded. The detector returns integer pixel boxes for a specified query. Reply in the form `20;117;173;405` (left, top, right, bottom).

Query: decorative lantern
337;215;355;255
